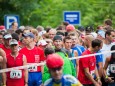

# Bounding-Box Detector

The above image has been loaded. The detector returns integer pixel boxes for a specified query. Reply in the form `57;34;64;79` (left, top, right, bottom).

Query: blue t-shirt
96;50;103;69
71;45;85;56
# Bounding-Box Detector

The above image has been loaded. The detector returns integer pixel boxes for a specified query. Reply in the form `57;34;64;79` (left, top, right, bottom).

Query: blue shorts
28;72;42;86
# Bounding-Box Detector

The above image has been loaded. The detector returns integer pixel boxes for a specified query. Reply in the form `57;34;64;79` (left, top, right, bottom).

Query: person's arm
23;55;28;86
84;68;100;86
95;67;102;86
0;49;6;85
103;57;114;83
97;62;103;78
74;50;79;77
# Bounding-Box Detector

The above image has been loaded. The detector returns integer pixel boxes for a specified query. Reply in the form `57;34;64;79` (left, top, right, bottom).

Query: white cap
37;40;47;46
3;34;12;39
98;30;105;38
38;30;46;36
10;39;18;45
91;32;97;38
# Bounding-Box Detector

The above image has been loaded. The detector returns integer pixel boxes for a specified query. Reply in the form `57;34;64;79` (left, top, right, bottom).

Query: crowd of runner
0;19;115;86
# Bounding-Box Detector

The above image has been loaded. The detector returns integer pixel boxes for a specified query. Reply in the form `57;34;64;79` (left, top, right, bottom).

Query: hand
97;80;102;86
106;77;114;83
94;82;101;86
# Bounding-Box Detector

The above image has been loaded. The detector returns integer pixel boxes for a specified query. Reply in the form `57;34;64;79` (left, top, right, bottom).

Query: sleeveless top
108;57;115;80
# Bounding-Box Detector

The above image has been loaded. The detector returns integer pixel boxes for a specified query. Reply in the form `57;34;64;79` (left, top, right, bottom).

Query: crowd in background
0;19;115;86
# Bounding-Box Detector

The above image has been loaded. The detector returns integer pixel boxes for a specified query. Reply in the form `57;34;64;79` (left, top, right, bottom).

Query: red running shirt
0;44;11;56
78;49;96;84
20;46;45;72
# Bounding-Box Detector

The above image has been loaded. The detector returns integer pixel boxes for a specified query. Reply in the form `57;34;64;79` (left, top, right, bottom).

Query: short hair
56;25;64;30
63;21;69;26
104;19;112;26
15;29;23;35
91;39;102;48
45;47;55;56
56;31;65;36
63;36;71;43
105;30;114;38
12;33;19;41
11;21;17;26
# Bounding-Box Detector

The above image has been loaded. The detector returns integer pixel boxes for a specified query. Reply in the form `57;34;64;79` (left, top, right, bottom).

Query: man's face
53;40;63;50
71;36;79;46
4;38;12;46
48;31;56;40
10;44;19;53
108;32;115;42
12;22;18;29
64;39;72;50
49;67;63;81
23;36;33;45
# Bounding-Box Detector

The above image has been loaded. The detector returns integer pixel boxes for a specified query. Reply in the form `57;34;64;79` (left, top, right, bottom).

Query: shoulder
44;78;52;86
63;75;79;84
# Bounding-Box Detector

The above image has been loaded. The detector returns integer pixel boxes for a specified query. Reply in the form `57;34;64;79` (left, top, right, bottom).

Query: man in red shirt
20;32;45;86
78;39;102;86
0;32;12;56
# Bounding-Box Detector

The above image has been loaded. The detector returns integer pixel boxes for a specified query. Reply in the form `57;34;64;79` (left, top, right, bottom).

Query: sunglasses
51;67;62;72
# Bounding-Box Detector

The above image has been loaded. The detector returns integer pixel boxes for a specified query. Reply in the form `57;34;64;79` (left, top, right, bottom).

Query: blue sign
63;11;80;25
4;15;20;29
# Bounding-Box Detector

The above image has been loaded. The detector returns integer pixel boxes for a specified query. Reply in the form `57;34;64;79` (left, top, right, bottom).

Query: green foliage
0;0;115;29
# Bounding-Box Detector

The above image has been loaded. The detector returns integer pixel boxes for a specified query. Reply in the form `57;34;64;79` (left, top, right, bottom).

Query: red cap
66;24;75;32
46;54;64;69
0;25;5;30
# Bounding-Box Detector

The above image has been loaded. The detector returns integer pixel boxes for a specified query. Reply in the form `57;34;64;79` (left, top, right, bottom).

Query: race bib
10;70;22;79
110;64;115;73
91;70;95;78
28;64;37;72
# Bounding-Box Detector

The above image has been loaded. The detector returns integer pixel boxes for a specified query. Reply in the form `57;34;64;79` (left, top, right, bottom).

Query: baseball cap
38;30;46;36
22;32;34;38
0;25;5;30
10;39;18;45
78;26;85;31
46;54;64;69
53;35;62;41
3;34;12;39
37;40;47;46
97;30;105;38
66;24;75;32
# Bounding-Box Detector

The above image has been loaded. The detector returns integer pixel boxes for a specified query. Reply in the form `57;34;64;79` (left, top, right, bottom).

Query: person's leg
28;72;33;86
34;72;42;86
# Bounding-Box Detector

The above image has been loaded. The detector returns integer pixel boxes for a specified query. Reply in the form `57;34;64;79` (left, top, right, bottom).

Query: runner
44;53;82;86
3;39;28;86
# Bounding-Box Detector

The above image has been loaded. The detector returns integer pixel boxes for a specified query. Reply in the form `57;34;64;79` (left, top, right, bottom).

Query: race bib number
91;70;95;78
10;70;22;79
28;65;37;72
110;64;115;73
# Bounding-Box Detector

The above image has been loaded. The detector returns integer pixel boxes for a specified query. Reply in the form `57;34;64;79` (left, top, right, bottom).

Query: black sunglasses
51;67;62;72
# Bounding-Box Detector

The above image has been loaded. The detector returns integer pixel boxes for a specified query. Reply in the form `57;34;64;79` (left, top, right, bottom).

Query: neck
11;51;19;57
26;42;35;50
4;45;10;49
104;39;111;45
88;47;96;53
